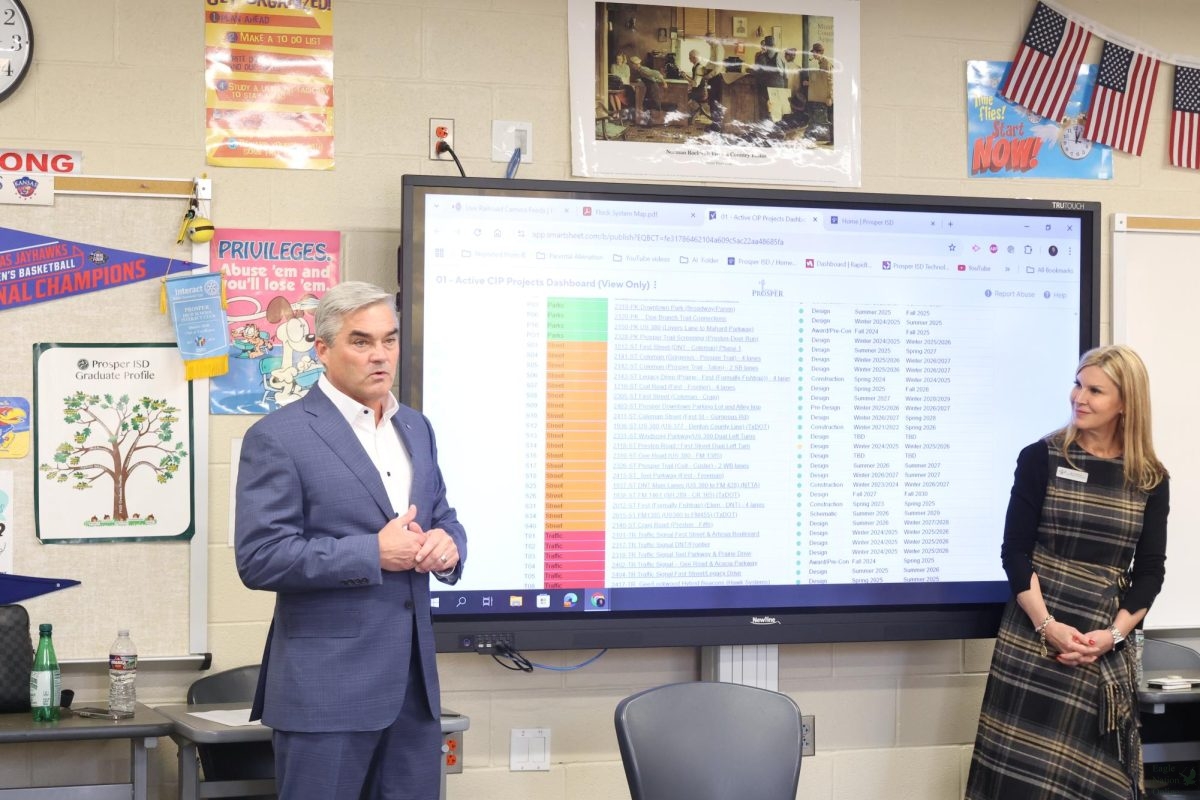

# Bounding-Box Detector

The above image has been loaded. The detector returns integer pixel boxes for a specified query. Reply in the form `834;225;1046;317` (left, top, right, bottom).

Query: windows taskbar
428;581;1010;616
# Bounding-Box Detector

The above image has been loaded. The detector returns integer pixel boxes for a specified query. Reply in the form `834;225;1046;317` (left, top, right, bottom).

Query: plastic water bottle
30;623;60;722
108;629;137;714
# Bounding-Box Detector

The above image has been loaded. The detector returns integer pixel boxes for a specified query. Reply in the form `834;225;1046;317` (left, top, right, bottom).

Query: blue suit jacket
234;385;466;732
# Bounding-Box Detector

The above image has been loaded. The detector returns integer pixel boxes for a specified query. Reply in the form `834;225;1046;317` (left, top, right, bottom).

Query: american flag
1001;3;1091;122
1083;41;1160;156
1170;66;1200;169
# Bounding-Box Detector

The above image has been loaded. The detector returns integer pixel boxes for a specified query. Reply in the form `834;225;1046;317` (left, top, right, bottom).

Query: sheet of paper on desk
187;708;263;726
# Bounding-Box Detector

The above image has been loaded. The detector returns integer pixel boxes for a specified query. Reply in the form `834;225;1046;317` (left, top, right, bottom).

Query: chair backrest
187;665;275;797
188;664;261;705
1142;638;1200;672
615;681;802;800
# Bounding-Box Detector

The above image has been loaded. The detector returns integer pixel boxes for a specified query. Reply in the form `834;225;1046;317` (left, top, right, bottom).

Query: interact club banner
0;227;201;312
161;271;232;380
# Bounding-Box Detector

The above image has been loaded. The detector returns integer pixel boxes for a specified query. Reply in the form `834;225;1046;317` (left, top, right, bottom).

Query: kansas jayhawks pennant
0;226;201;312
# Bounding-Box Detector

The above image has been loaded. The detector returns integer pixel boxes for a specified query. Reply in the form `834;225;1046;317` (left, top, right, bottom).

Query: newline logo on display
750;616;782;625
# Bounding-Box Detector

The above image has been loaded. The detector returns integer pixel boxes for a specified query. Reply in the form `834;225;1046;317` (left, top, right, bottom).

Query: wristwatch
1109;625;1126;648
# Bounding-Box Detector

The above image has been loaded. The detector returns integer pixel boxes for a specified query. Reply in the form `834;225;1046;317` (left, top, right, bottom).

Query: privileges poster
209;229;340;414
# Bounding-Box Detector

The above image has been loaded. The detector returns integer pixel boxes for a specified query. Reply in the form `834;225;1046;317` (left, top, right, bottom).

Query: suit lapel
302;386;394;518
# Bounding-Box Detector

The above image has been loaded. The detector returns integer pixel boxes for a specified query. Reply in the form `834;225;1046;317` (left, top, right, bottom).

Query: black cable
489;642;609;673
491;642;533;672
489;654;530;672
436;141;467;177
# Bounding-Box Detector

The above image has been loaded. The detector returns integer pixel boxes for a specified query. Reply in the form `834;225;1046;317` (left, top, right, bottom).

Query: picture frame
732;16;748;37
34;343;196;543
570;0;863;187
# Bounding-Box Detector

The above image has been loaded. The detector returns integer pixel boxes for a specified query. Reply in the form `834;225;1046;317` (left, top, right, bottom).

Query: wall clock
1059;118;1092;160
0;0;33;103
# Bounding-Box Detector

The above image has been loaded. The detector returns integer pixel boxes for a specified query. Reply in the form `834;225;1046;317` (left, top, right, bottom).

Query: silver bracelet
1036;614;1055;656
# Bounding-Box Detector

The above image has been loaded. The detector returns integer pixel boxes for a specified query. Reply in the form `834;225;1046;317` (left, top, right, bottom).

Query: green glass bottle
29;623;60;722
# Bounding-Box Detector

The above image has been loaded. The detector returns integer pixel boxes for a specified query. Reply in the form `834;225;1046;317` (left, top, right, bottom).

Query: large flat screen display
399;176;1100;652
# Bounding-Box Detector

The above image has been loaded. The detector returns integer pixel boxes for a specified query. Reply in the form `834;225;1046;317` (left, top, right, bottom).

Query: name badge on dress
1056;466;1088;483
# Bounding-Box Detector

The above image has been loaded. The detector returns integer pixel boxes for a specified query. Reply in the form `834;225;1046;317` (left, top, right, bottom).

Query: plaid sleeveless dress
966;441;1147;800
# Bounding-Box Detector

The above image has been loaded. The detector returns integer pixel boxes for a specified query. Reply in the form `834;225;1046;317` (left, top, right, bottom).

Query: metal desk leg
171;734;201;800
131;735;158;800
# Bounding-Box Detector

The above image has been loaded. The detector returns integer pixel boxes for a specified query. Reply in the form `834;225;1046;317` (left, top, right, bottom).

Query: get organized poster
204;0;334;170
967;60;1112;179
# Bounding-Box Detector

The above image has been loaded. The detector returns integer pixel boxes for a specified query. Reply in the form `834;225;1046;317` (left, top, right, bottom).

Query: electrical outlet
801;714;815;757
429;117;454;160
442;730;463;774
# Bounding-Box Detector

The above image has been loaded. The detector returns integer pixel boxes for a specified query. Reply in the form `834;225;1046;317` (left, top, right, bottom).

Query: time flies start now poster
967;61;1112;179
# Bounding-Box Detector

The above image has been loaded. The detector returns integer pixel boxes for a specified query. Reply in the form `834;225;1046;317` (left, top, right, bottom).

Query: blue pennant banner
0;226;201;312
0;573;80;605
161;270;231;379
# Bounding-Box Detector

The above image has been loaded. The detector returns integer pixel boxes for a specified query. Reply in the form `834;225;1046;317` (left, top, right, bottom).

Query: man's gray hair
315;281;396;344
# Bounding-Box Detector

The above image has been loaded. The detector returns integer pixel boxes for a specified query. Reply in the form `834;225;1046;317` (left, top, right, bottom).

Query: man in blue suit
235;281;467;799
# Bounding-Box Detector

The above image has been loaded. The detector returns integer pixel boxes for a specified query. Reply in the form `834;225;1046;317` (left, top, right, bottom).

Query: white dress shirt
317;375;454;579
318;374;412;515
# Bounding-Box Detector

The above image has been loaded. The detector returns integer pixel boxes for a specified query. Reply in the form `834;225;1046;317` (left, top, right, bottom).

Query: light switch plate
492;120;533;163
510;727;551;771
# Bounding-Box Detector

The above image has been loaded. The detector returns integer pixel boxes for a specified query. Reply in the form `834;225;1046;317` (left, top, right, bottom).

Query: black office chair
614;681;803;800
187;665;276;799
1143;638;1200;672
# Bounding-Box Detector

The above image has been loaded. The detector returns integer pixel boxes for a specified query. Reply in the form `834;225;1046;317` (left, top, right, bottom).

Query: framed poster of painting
34;343;195;543
570;0;861;186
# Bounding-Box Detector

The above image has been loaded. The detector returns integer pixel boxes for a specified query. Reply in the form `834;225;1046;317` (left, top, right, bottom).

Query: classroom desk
155;702;470;800
1139;671;1200;765
0;703;171;800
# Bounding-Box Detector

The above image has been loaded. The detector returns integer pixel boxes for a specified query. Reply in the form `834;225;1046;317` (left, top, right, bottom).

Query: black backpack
0;605;32;713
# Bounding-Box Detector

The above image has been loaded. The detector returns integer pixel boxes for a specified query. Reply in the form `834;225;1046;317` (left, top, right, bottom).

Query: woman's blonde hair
1058;344;1167;491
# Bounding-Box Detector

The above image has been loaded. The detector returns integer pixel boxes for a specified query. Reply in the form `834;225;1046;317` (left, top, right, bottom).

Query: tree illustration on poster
34;342;195;544
39;391;188;523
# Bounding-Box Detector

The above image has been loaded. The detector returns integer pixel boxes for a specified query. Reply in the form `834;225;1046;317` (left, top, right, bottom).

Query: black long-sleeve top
999;439;1169;613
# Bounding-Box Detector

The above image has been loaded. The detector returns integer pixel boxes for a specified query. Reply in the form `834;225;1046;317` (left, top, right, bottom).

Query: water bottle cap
39;623;52;633
117;629;129;636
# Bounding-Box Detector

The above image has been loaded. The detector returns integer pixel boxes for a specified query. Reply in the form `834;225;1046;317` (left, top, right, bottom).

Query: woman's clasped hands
1044;619;1114;665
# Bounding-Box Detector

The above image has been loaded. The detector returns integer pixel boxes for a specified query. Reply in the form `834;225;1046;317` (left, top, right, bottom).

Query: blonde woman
967;344;1169;800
